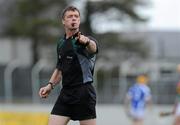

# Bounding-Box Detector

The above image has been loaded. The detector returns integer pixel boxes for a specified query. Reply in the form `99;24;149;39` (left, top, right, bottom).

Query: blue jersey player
125;75;152;125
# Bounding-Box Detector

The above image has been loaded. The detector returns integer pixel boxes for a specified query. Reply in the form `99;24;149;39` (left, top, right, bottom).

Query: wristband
48;82;54;89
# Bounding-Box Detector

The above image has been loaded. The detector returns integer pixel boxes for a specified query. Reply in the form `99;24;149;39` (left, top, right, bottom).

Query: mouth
71;23;77;27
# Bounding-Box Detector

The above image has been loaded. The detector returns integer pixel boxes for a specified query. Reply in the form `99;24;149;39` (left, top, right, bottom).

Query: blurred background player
171;81;180;125
124;75;152;125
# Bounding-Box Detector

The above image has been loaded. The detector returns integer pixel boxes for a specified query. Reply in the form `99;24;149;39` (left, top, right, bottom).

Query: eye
67;15;73;18
75;14;79;18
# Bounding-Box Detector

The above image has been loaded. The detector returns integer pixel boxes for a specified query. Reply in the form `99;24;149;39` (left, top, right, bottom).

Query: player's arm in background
159;96;176;117
145;87;153;109
39;69;62;98
159;102;175;117
124;89;133;115
124;95;130;110
160;101;178;116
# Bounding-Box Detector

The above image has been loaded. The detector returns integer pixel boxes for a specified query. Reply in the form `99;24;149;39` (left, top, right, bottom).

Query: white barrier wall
0;39;32;66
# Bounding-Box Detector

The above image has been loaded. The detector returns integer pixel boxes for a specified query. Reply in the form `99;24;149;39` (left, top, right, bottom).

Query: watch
48;82;54;89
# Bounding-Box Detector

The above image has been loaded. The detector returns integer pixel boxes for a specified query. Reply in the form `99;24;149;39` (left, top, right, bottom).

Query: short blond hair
136;75;148;84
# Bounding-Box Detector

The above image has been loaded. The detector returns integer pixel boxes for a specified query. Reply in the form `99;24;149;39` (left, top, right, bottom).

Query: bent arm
124;95;131;111
39;69;62;98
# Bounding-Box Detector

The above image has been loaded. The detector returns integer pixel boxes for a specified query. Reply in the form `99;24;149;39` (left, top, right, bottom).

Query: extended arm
85;38;97;54
77;34;97;54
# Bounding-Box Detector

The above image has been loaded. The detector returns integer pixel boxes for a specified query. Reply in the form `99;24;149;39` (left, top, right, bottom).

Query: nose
72;16;76;21
73;15;78;20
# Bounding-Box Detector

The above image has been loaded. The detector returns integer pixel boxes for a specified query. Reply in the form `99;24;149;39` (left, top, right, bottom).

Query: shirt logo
66;56;73;59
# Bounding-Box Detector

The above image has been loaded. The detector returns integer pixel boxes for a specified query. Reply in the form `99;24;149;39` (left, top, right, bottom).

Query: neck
65;28;79;38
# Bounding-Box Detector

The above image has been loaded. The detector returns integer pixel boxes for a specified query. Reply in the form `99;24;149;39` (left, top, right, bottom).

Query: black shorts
51;83;96;121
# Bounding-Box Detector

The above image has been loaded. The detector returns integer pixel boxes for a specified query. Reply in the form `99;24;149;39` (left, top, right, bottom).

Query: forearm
39;69;61;97
86;39;97;54
49;68;62;85
124;96;130;110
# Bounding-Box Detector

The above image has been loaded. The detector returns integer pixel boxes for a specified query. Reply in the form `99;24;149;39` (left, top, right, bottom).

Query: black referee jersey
56;32;98;88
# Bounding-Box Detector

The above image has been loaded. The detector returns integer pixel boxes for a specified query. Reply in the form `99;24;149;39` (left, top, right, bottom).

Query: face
62;10;80;30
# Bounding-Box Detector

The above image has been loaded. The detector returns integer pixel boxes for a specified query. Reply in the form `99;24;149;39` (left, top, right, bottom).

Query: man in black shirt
39;6;98;125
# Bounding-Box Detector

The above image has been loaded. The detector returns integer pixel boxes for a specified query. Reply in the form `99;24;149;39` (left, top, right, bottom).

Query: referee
39;6;98;125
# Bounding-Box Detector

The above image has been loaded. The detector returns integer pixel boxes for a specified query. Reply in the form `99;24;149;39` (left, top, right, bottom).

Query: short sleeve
56;39;63;70
127;87;133;98
144;87;151;101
